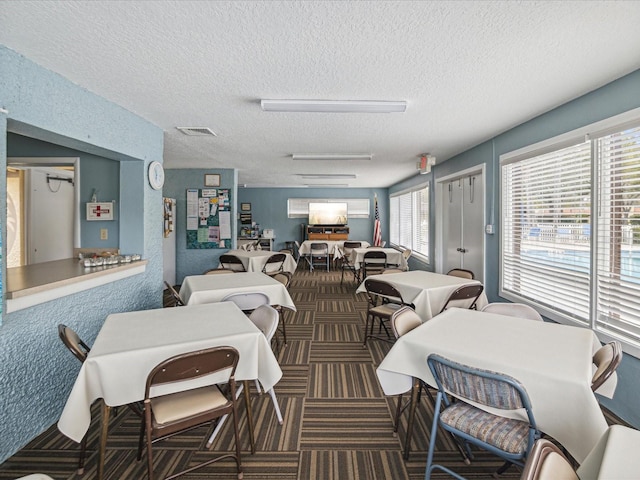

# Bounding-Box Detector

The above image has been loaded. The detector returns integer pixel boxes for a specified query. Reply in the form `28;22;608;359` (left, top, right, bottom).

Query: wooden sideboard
307;225;349;241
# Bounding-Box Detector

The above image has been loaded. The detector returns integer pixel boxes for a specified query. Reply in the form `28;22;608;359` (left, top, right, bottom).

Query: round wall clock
148;161;165;190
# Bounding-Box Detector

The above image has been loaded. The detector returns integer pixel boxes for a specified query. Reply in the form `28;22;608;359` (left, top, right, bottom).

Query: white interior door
440;168;485;281
27;168;75;264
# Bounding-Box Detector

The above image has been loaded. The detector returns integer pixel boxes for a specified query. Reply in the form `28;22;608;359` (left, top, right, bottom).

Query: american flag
373;194;382;246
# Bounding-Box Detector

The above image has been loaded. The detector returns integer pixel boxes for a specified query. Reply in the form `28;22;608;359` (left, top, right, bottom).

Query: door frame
435;163;486;282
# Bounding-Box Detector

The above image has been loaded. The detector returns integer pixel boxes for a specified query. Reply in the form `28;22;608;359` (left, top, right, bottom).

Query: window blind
390;184;429;259
596;125;640;344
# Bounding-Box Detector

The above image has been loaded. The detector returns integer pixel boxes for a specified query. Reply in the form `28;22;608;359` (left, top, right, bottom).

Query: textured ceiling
2;0;640;188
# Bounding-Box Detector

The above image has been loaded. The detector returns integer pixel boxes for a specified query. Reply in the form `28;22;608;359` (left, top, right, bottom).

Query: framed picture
241;203;251;211
204;173;221;187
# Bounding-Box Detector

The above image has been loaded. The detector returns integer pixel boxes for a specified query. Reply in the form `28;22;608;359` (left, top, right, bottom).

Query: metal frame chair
339;241;362;285
309;242;330;271
203;268;236;275
221;291;269;314
137;346;244;480
219;254;247;271
58;324;142;475
262;252;286;275
362;250;387;278
164;281;185;306
425;354;540;480
446;268;475;279
481;302;543;321
271;272;293;346
439;284;484;313
591;341;622;392
520;438;578;480
362;278;410;346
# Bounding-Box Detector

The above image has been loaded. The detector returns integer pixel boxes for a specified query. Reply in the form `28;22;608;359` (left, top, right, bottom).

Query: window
501;120;640;352
390;184;429;260
287;198;370;218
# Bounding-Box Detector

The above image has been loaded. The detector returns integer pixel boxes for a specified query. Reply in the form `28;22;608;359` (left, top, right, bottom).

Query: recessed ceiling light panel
298;174;357;179
261;99;406;113
292;154;372;161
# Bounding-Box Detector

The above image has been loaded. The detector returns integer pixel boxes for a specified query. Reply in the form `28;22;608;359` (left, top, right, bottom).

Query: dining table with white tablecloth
179;272;296;310
376;307;617;463
57;301;282;479
355;270;487;320
577;425;640;479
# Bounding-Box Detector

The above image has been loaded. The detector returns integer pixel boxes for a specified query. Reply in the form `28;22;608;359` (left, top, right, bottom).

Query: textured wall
0;45;164;462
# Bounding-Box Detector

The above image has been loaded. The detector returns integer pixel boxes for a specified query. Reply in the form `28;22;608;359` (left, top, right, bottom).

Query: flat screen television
308;202;348;226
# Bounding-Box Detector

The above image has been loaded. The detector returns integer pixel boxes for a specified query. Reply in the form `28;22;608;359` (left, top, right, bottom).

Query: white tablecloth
356;270;487;320
180;272;296;310
299;240;370;257
350;247;407;271
58;302;283;443
223;249;297;274
376;308;617;463
577;425;640;479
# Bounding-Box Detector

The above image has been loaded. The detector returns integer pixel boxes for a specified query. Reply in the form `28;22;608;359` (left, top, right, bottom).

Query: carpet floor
0;266;626;479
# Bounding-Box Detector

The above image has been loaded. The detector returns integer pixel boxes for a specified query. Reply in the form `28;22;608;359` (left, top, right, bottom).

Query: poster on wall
186;188;232;249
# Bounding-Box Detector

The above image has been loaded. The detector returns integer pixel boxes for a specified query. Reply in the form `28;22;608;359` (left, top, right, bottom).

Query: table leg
243;380;256;453
99;401;111;480
403;377;421;460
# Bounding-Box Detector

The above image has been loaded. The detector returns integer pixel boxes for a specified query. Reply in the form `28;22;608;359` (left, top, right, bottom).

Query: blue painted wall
237;187;389;252
163;168;237;283
0;45;164;462
408;68;640;428
7;133;121;249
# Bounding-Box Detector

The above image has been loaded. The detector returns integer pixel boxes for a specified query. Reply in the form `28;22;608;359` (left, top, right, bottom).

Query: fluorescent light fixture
298;174;357;179
304;184;350;188
261;99;406;113
292;154;372;161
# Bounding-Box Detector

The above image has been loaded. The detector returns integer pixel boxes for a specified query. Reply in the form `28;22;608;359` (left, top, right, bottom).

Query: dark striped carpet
0;267;627;479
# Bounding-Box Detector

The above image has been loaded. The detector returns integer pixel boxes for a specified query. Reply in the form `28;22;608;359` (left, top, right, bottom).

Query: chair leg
424;392;443;479
206;383;245;448
267;388;284;425
77;433;87;474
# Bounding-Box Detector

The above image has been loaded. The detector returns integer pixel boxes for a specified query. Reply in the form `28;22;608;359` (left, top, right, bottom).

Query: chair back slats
440;284;484;312
591;341;622;391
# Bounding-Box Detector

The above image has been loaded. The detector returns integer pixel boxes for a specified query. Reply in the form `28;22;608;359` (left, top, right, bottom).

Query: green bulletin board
186;188;232;249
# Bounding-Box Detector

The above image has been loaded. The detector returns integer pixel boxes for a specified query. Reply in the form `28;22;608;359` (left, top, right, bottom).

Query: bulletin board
185;188;232;249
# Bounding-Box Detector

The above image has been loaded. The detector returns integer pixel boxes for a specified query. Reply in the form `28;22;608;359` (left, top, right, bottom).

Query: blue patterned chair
425;354;540;480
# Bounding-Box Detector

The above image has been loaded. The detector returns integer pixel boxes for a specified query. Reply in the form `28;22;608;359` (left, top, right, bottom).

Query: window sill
5;258;147;313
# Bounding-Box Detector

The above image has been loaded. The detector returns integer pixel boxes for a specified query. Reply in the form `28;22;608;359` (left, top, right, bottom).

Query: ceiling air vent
176;127;217;136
